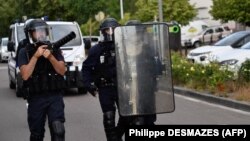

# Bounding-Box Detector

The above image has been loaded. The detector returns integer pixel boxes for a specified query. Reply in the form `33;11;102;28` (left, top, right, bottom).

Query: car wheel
9;80;15;89
78;87;87;94
8;69;15;89
193;42;201;48
16;74;24;97
16;82;23;97
0;54;2;63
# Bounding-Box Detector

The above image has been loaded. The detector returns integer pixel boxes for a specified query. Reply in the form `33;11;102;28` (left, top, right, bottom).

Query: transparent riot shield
114;23;175;116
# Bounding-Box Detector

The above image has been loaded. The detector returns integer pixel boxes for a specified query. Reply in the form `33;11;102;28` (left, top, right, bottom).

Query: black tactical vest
25;45;65;94
94;42;117;87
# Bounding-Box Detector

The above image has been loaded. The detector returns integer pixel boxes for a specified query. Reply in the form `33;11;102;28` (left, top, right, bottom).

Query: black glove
88;84;98;97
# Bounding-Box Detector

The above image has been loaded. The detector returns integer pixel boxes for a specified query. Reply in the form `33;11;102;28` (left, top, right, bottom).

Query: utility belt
27;73;65;94
96;78;116;88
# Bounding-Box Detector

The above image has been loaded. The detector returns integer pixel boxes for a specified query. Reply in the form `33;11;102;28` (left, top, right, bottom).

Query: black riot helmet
99;18;119;42
125;20;141;26
24;19;53;43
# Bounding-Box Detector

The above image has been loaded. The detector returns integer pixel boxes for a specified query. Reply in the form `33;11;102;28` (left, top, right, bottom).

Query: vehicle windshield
2;39;8;46
240;41;250;49
17;24;82;47
83;36;99;42
197;30;206;35
214;32;248;46
50;24;81;47
17;26;26;42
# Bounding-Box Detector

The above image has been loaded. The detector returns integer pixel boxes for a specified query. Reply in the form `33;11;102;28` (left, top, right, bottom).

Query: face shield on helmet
99;18;119;42
100;27;115;42
29;25;52;43
125;20;141;26
24;19;53;44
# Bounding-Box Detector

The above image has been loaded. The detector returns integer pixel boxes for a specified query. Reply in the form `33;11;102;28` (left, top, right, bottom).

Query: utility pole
158;0;163;22
120;0;124;19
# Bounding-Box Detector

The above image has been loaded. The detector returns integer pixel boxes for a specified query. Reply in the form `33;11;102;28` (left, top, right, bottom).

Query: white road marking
175;94;250;115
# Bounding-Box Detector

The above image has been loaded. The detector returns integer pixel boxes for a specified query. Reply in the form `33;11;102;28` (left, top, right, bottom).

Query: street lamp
158;0;163;22
120;0;124;19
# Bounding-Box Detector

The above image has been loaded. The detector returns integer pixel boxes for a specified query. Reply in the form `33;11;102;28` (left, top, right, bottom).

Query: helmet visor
29;25;53;43
100;27;115;42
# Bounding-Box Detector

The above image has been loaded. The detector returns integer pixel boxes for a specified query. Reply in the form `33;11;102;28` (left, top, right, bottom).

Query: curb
174;86;250;113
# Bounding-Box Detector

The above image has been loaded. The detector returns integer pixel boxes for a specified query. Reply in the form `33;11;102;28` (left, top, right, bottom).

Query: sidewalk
174;86;250;113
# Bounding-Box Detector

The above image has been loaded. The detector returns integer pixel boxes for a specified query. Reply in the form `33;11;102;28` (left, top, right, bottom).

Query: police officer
125;20;157;126
82;17;125;141
18;19;66;141
116;20;157;126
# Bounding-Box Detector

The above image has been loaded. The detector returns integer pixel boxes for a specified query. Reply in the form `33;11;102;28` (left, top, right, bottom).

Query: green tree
36;0;65;20
135;0;197;25
20;0;66;20
0;0;20;37
134;0;158;22
80;18;100;36
124;0;137;15
60;0;109;24
69;0;120;35
210;0;250;26
3;0;191;37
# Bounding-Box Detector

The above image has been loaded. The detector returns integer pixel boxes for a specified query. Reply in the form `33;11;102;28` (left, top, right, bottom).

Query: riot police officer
18;19;66;141
123;20;157;126
82;17;125;141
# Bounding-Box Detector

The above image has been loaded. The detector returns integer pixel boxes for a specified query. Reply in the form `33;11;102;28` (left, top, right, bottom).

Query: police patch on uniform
100;56;105;63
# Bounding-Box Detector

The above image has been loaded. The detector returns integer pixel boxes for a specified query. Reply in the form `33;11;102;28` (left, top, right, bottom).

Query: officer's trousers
98;86;124;141
27;93;65;141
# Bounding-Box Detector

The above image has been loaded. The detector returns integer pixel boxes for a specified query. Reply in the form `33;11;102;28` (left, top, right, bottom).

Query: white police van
7;20;87;97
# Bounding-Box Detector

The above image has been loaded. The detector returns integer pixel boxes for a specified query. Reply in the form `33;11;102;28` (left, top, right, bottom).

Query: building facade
189;0;237;30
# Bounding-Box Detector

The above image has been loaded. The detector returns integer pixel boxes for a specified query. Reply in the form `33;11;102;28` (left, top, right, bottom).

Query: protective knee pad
103;111;119;141
133;116;145;125
30;134;43;141
50;120;65;141
103;111;115;128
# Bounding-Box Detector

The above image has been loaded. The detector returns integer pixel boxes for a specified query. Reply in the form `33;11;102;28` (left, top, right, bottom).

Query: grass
233;87;250;102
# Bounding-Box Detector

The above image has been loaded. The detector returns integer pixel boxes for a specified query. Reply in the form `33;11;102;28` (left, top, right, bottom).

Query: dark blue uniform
82;17;156;141
82;42;127;141
82;42;117;112
18;47;65;141
82;41;156;141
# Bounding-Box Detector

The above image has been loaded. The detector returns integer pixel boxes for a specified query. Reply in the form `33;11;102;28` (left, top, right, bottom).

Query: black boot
116;115;131;141
30;133;43;141
103;111;120;141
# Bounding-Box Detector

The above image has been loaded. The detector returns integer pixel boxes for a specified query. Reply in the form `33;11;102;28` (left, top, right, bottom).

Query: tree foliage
60;0;107;24
210;0;250;25
0;0;19;36
135;0;197;25
0;0;196;37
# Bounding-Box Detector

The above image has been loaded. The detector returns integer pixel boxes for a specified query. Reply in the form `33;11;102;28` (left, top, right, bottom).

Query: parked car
0;37;10;62
82;36;100;48
7;21;87;97
183;25;232;48
187;31;250;64
208;41;250;73
181;20;209;47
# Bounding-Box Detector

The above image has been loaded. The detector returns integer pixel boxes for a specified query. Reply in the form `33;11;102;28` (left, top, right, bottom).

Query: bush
171;52;234;94
171;52;250;102
238;59;250;84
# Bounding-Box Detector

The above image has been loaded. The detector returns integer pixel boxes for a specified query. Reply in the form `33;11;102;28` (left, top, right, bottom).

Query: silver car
0;37;10;62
